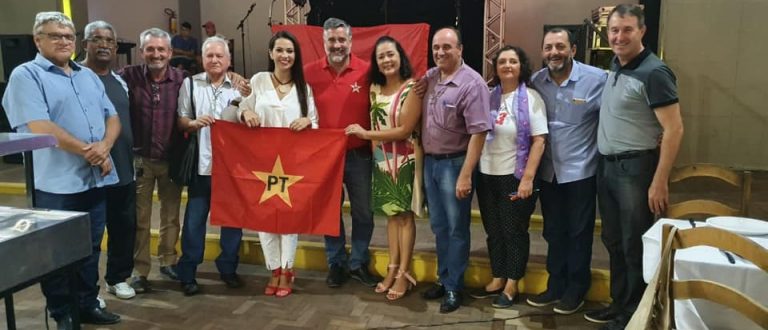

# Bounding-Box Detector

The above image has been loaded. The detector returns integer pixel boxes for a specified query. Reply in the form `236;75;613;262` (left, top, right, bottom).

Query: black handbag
169;78;198;186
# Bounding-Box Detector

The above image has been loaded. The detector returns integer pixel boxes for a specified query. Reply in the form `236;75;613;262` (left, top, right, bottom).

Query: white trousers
258;232;298;270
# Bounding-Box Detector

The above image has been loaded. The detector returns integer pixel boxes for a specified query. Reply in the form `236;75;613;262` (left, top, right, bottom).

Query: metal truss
483;0;505;82
284;0;310;25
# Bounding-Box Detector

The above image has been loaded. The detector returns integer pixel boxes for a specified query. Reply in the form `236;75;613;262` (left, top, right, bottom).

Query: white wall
87;0;178;65
0;0;60;35
200;0;286;77
661;0;768;169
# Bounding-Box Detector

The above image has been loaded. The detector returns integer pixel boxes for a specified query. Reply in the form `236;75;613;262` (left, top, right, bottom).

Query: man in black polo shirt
589;4;684;330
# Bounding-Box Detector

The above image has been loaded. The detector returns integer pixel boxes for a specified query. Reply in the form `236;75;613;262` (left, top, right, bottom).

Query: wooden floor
1;260;605;330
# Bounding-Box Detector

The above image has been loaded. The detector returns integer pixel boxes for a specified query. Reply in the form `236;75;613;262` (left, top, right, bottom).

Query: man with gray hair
175;36;245;296
304;17;381;288
2;11;121;328
119;27;186;292
81;20;137;301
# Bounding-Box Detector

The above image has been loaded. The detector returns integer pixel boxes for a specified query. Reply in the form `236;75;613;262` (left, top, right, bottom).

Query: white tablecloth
642;219;768;330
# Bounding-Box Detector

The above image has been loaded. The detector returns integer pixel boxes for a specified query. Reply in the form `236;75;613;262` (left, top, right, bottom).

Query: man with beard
2;11;122;328
119;28;185;292
419;27;491;313
526;27;606;315
304;17;381;289
594;5;683;329
81;20;137;301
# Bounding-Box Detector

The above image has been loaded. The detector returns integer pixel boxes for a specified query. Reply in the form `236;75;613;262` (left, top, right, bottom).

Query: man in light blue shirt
526;28;607;316
1;12;121;329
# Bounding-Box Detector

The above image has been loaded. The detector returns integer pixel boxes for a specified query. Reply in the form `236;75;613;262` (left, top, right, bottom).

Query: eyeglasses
150;83;160;106
86;36;116;45
39;32;76;43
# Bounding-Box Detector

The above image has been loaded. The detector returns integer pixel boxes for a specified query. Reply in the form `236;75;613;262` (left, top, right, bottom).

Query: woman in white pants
237;30;317;297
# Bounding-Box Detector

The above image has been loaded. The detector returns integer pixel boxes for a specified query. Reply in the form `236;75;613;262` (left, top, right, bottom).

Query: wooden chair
628;225;768;329
666;163;752;219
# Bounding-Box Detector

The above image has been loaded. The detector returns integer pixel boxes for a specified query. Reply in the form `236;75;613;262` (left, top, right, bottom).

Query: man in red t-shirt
304;17;380;288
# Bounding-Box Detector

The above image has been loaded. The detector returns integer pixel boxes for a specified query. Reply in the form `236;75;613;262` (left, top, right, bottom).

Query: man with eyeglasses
118;27;186;292
80;20;138;303
2;12;122;329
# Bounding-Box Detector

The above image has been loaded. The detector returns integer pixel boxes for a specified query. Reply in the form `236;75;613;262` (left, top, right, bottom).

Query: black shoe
182;282;200;296
599;315;629;330
526;290;561;307
220;273;244;288
130;276;152;293
491;292;517;308
79;307;121;325
553;297;584;315
326;264;347;288
160;265;179;280
55;315;73;330
422;283;446;300
349;266;382;287
468;287;503;299
439;290;462;313
585;305;621;324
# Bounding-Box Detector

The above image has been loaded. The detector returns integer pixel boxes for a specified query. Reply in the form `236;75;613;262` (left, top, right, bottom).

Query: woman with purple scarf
471;45;548;308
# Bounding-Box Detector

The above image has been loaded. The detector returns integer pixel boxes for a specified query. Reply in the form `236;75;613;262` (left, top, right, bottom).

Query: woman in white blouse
474;45;548;308
237;30;318;298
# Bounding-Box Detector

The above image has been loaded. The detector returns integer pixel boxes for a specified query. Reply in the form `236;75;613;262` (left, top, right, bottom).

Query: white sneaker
107;282;136;299
97;295;107;308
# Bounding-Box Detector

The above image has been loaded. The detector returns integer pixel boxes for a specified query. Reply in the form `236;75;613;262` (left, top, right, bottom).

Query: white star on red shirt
350;82;361;93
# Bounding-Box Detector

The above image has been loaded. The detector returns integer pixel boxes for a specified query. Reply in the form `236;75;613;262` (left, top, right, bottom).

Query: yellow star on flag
252;155;304;207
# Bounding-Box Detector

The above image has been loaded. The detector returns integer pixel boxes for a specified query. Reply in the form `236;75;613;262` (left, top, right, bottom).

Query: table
0;133;91;330
642;218;768;330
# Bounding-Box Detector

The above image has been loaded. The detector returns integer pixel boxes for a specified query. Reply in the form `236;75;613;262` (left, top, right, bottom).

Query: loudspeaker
1;35;37;83
0;35;36;164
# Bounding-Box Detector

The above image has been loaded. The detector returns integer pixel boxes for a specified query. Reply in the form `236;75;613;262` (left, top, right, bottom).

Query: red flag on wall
271;23;430;78
210;121;347;236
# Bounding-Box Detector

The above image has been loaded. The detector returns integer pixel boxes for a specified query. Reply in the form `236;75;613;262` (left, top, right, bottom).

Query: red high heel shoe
264;267;281;296
275;268;295;298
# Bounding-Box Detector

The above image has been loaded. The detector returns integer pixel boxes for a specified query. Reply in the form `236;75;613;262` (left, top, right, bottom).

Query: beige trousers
133;156;182;276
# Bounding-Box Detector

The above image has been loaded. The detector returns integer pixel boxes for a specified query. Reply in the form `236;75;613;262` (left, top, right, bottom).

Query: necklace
272;73;293;94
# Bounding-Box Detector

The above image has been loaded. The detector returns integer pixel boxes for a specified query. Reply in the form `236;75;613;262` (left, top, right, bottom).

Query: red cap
202;21;215;28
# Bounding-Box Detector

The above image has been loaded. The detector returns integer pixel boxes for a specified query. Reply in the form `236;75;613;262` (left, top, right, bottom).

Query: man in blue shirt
1;12;122;329
527;28;607;316
170;21;199;72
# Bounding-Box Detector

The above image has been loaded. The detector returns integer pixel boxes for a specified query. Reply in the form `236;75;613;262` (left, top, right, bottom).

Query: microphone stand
236;3;257;76
268;0;278;27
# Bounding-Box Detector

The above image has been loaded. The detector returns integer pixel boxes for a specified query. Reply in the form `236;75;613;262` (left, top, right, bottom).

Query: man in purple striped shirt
119;28;185;292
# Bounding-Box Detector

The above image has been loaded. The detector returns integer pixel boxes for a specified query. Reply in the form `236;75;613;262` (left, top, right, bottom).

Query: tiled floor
1;260;606;329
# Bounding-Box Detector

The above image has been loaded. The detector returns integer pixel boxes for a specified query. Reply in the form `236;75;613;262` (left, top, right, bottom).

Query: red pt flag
210;121;347;236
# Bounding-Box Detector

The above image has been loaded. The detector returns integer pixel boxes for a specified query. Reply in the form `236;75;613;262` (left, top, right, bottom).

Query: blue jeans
597;152;657;316
176;175;243;284
35;188;107;320
324;147;374;270
423;155;473;291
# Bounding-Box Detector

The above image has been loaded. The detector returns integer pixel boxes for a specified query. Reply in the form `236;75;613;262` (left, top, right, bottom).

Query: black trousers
597;152;657;317
540;175;596;301
104;181;137;285
477;173;537;280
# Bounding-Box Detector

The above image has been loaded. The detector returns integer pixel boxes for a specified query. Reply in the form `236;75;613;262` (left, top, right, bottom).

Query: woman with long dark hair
237;30;318;297
473;45;548;308
345;36;424;300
